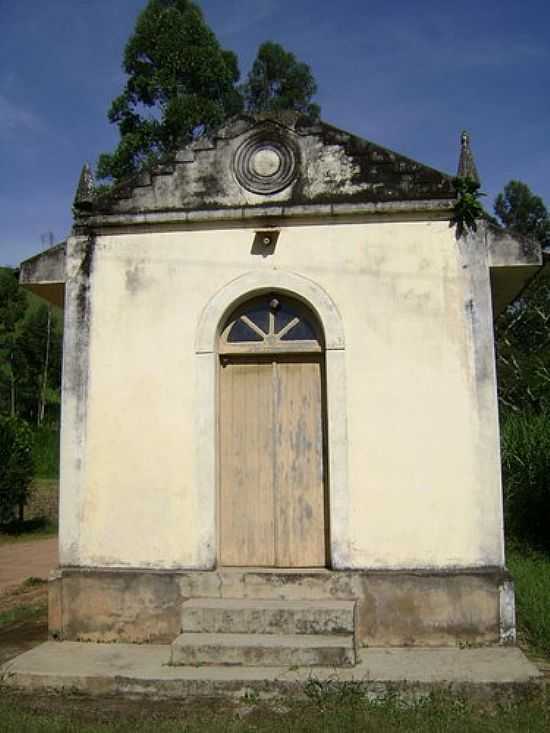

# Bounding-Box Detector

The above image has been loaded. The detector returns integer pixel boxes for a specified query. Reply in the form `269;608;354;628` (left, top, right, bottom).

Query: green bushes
32;425;60;479
501;413;550;656
0;415;34;523
507;545;550;656
500;412;550;552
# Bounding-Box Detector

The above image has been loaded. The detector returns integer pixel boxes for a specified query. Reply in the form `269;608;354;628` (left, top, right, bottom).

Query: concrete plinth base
0;642;542;701
48;566;515;647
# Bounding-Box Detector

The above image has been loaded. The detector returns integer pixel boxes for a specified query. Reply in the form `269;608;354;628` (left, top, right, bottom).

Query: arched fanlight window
219;294;323;354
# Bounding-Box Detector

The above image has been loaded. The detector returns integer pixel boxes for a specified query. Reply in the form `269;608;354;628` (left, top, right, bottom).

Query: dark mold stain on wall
125;261;152;295
77;236;95;322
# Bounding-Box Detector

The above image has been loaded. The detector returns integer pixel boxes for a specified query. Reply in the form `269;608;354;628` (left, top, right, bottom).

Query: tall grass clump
500;412;550;552
32;425;60;479
507;544;550;656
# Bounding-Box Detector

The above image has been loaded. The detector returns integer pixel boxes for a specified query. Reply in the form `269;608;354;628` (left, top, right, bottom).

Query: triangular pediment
79;113;455;223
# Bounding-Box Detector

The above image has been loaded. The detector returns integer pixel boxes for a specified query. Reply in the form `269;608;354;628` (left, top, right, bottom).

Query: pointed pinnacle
73;163;95;212
457;130;480;184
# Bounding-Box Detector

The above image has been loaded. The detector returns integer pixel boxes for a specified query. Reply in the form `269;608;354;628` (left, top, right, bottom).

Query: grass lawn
507;545;550;658
0;578;48;629
0;691;548;733
0;602;46;628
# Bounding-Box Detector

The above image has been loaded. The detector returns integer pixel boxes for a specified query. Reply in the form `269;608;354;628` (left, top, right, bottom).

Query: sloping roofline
73;112;457;229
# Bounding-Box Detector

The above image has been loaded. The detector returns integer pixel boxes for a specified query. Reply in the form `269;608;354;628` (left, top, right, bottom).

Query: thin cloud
217;0;277;36
393;31;546;71
307;8;547;74
366;11;548;71
0;94;45;138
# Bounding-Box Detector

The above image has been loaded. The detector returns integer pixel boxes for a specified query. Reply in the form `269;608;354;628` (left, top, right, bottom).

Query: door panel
274;358;326;567
219;360;275;566
219;355;326;567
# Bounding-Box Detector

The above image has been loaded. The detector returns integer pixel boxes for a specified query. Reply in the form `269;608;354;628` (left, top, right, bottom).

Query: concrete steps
2;643;543;700
170;598;356;667
170;632;355;667
181;598;355;636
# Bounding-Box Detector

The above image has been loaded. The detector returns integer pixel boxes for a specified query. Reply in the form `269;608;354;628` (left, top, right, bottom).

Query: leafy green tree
16;305;62;426
0;416;34;524
495;181;550;245
494;181;550;413
0;268;28;417
97;0;242;183
243;41;320;118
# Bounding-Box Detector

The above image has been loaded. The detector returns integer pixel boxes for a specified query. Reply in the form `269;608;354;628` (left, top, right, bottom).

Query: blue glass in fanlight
226;296;318;343
227;319;263;342
280;318;317;341
246;303;270;334
274;302;296;332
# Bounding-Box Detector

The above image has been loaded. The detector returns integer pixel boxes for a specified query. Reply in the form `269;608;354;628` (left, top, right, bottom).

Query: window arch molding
192;269;351;571
195;270;345;354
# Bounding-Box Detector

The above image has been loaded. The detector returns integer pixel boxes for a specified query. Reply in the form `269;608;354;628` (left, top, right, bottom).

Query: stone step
173;568;360;603
170;632;356;667
181;598;355;636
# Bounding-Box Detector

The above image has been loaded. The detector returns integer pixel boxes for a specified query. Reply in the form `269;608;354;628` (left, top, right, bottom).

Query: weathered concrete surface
49;567;509;647
0;642;542;701
60;222;506;574
80;114;456;226
56;236;95;570
170;632;355;667
486;224;542;267
181;599;355;636
19;242;65;284
480;221;545;317
19;241;65;308
457;219;545;320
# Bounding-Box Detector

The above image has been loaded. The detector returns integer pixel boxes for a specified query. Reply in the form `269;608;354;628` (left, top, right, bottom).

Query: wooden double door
219;354;327;567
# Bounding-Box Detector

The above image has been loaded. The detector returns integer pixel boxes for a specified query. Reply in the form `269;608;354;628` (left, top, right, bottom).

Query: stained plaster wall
59;218;504;571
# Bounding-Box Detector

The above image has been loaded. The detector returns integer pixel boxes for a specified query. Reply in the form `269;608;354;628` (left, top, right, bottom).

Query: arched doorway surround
218;293;327;567
193;270;350;570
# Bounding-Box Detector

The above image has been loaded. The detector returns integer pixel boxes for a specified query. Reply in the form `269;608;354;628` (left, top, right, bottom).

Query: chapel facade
19;113;544;664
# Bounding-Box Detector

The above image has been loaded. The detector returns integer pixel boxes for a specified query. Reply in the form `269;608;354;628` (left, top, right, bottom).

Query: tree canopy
242;42;320;119
0;415;34;524
0;269;27;418
494;181;550;413
0;268;62;425
97;0;243;183
495;180;550;246
97;2;321;184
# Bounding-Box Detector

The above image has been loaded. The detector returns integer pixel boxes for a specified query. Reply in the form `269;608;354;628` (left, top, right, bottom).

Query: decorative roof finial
73;163;95;214
457;130;480;184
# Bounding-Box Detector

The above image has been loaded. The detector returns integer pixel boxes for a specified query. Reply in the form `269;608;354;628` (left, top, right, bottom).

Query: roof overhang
19;241;65;308
483;224;545;318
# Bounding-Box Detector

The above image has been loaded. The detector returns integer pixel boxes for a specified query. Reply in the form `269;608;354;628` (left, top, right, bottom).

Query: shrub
500;412;550;551
507;545;550;656
32;425;60;479
0;415;34;523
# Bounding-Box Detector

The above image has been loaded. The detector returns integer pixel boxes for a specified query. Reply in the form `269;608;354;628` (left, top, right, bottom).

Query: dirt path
0;538;58;592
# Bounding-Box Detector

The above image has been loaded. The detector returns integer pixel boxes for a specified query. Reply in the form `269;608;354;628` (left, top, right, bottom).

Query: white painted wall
62;219;504;570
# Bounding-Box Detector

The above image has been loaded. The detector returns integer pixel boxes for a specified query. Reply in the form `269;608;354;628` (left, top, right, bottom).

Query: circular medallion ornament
233;133;298;195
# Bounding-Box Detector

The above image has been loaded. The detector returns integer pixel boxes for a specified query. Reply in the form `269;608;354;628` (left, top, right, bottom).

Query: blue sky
1;0;548;265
